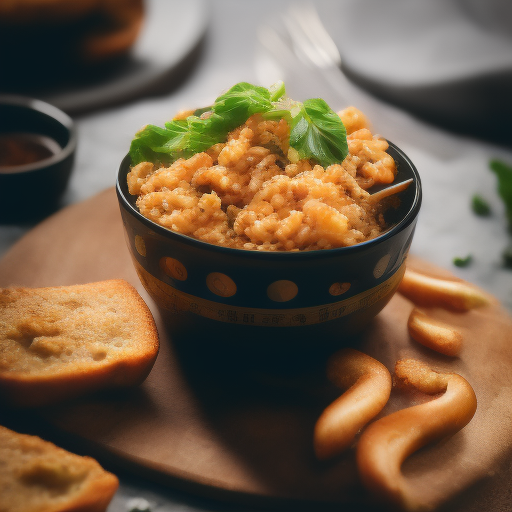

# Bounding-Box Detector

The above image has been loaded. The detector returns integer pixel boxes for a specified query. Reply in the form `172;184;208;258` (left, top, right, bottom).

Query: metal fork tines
256;2;357;105
283;3;342;70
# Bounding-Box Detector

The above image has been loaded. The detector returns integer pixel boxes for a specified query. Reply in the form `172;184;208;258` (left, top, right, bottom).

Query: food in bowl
127;82;403;251
117;82;420;341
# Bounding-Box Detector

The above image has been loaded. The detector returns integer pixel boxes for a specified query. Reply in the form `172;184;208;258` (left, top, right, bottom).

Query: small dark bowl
116;142;421;370
0;96;76;222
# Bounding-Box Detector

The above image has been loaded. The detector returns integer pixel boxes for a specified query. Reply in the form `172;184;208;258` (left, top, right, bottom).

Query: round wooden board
2;187;512;511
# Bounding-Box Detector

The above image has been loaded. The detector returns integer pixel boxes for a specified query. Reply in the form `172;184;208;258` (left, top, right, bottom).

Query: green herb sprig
484;159;512;269
471;194;491;216
289;99;348;166
453;255;472;267
503;244;512;269
129;81;348;168
490;159;512;231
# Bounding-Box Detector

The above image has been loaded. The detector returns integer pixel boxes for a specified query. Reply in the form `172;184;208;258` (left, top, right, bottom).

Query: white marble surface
1;1;512;510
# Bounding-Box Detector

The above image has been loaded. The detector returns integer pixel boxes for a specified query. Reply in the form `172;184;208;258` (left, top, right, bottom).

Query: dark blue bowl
116;141;421;356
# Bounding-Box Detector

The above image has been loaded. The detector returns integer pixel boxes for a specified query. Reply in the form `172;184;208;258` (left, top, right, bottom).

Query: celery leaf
490;159;512;230
129;82;349;168
289;99;348;167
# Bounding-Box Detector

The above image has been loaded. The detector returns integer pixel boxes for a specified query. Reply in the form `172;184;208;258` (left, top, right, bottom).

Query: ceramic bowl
116;142;421;359
0;95;76;222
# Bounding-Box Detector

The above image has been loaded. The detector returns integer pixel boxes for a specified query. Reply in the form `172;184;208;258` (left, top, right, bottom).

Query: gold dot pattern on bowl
373;254;391;279
206;272;237;297
267;280;298;302
134;235;146;257
160;257;188;281
329;282;351;296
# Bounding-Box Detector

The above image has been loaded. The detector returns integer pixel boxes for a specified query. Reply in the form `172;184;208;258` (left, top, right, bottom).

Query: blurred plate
19;0;209;115
318;0;512;139
329;0;512;88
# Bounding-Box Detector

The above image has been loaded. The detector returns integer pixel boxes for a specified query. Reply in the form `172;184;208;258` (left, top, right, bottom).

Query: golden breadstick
398;268;490;311
357;359;477;511
408;308;463;356
314;348;392;460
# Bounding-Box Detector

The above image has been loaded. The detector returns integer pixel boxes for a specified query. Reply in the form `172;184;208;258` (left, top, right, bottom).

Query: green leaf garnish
192;106;213;117
212;82;273;127
453;255;472;267
184;114;228;154
490;159;512;230
129;123;190;165
289;99;348;167
471;194;491;216
502;244;512;269
129;81;348;168
268;80;286;102
129;82;272;166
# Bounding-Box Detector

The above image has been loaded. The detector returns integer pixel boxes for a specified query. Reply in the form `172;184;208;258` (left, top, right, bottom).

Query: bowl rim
0;94;77;175
116;140;422;260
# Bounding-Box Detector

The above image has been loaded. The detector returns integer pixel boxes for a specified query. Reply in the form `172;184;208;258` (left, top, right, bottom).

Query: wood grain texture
1;187;512;511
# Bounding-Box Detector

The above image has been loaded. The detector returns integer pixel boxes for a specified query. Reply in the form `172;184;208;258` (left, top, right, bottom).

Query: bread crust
0;279;159;407
0;425;119;512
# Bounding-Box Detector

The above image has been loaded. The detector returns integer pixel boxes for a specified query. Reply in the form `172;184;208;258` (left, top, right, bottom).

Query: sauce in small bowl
0;133;61;171
0;96;76;221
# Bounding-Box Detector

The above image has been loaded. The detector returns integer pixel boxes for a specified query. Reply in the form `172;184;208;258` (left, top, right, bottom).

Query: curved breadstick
398;268;490;311
356;359;477;511
314;349;392;460
408;308;463;356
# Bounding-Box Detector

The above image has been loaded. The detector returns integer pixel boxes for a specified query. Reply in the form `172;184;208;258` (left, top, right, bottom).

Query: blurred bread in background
0;0;144;92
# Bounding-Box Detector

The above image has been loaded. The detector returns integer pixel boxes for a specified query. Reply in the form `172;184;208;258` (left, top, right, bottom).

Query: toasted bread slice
0;279;159;407
0;424;118;512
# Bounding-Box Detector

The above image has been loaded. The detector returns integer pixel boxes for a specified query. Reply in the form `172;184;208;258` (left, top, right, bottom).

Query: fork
282;3;342;71
256;6;415;198
256;2;354;106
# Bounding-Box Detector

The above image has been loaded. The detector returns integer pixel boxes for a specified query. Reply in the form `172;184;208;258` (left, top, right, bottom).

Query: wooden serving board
1;187;512;511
